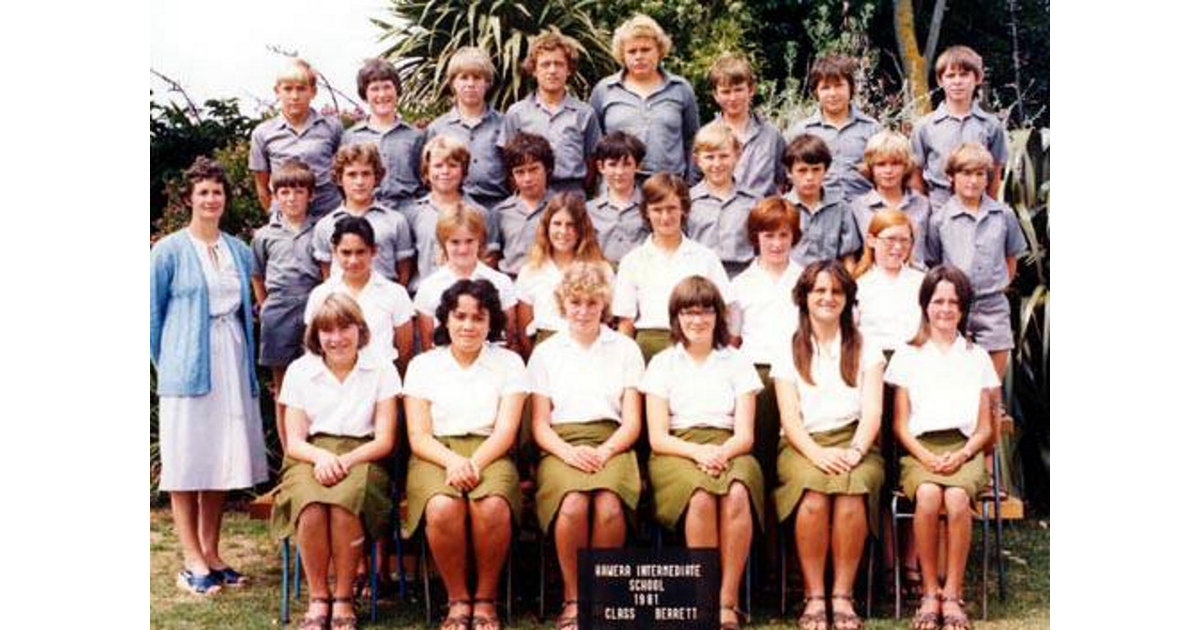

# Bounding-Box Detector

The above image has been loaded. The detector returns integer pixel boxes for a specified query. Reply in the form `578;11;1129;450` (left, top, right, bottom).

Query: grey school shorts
967;291;1014;352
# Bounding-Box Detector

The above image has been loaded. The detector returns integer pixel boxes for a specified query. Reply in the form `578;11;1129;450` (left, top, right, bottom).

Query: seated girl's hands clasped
313;449;349;486
445;453;481;491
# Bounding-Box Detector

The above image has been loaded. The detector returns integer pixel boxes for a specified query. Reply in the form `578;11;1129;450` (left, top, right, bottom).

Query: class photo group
150;12;1038;630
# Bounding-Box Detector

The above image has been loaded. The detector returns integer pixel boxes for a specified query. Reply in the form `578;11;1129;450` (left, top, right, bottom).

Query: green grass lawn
151;509;1048;630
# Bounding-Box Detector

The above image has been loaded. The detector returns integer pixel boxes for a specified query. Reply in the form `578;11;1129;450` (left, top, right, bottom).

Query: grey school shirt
406;194;498;291
342;119;427;212
784;190;861;266
426;106;509;204
589;70;700;181
587;189;646;264
851;190;933;269
785;104;881;203
925;195;1026;296
499;93;600;184
311;204;415;282
491;193;550;275
249;110;344;217
718;112;787;198
687;181;761;264
250;213;322;297
911;101;1008;192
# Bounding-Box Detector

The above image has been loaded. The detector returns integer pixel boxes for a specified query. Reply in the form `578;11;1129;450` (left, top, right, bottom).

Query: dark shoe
211;566;249;587
176;569;222;596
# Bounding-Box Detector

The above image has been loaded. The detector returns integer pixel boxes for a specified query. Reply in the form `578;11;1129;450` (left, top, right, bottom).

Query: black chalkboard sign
577;548;720;630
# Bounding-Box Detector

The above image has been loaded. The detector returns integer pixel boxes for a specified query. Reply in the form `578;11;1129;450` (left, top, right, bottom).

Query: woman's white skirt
158;314;268;491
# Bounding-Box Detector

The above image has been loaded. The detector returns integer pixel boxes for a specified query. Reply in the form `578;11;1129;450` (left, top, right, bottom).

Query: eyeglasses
678;307;717;318
878;235;913;248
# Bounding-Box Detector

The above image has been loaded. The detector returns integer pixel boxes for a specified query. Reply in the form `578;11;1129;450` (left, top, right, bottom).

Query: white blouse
278;351;403;438
855;266;924;351
515;261;566;335
640;344;763;431
883;335;1000;437
612;237;732;330
770;334;885;434
730;260;803;364
403;344;530;436
413;262;518;320
527;328;645;425
305;272;414;362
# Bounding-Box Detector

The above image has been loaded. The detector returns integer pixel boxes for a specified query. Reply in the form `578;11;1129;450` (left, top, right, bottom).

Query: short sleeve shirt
640;344;763;431
312;204;415;282
249;110;344;217
785;191;862;266
527;327;645;425
687;181;761;264
304;272;414;362
491;193;550;275
589;70;701;179
911;101;1008;191
785;105;881;203
407;195;494;291
612;237;733;330
884;335;1001;437
515;261;565;335
413;262;518;320
500;94;600;182
720;112;787;198
730;260;803;364
342;119;426;212
586;189;646;264
770;335;885;434
854;266;924;352
851;190;933;269
251;214;322;297
926;195;1027;295
279;351;403;437
426;106;509;202
403;344;530;436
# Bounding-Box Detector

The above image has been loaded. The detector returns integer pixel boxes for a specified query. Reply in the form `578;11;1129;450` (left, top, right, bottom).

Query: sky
150;0;396;116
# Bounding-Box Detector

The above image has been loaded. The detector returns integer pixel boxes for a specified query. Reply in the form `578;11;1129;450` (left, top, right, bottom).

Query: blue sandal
176;569;222;595
212;566;249;587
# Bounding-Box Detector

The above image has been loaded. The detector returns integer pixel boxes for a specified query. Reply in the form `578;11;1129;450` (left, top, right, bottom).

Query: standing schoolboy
926;142;1026;423
500;32;601;199
911;45;1007;208
313;143;415;285
852;130;933;269
784;134;861;268
492;132;555;276
687;121;762;277
426;47;510;210
250;160;323;450
706;53;786;198
249;58;343;218
587;132;648;264
342;58;427;217
785;55;881;204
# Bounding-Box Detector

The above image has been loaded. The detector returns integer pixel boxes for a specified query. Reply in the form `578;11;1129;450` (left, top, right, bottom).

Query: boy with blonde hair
687;121;762;276
250;58;344;218
706;53;786;198
852;130;932;268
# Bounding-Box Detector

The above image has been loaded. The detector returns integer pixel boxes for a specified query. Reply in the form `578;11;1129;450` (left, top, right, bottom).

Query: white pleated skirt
158;314;268;491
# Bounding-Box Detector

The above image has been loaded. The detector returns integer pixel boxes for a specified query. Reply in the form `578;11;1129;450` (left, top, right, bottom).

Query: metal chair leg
421;533;432;626
865;533;876;619
743;543;752;624
982;501;991;621
505;539;514;626
369;539;379;623
891;496;902;620
779;521;788;618
281;539;291;624
293;542;302;599
538;529;547;622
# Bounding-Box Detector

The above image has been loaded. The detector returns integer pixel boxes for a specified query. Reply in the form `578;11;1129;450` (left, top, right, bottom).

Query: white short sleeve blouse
640;344;763;431
527;328;645;425
770;334;885;434
278;351;403;438
883;335;1000;437
403;344;530;436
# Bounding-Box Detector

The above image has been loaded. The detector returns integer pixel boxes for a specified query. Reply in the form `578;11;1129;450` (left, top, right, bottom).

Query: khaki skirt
634;328;672;364
402;435;521;539
648;427;766;531
535;420;642;532
899;429;987;500
773;422;885;535
270;434;392;541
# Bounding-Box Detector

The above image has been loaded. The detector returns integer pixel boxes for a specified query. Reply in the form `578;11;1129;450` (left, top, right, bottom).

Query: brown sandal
296;597;330;630
830;593;863;630
798;594;828;630
440;599;473;630
470;598;501;630
910;593;941;630
719;604;746;630
329;597;358;630
940;594;972;630
556;600;578;630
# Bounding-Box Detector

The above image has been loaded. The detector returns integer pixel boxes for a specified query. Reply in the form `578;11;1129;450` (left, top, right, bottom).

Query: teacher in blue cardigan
151;156;268;595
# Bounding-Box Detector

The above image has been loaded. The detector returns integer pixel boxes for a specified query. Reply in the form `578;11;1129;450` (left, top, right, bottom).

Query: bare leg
717;483;753;625
555;492;591;604
170;491;208;574
330;507;365;621
795;491;830;627
470;496;512;626
296;504;333;619
940;488;974;629
197;490;228;569
590;491;627;548
830;495;868;626
683;491;718;548
911;484;944;628
426;496;472;620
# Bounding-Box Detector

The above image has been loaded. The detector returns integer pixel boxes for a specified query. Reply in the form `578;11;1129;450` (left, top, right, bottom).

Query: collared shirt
515;261;565;335
278;351;403;438
851;189;933;269
343;118;426;212
884;335;1000;437
500;93;600;182
426;105;510;203
304;272;414;362
786;105;881;203
911;101;1008;191
640;344;763;431
926;195;1027;295
730;260;803;364
587;188;646;263
491;193;551;275
612;236;732;330
413;262;518;319
249;110;344;217
718;112;787;198
855;266;924;352
771;333;885;434
406;194;496;292
784;191;862;266
687;180;761;264
403;344;530;437
528;327;645;425
312;204;414;282
251;213;322;296
589;69;700;180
